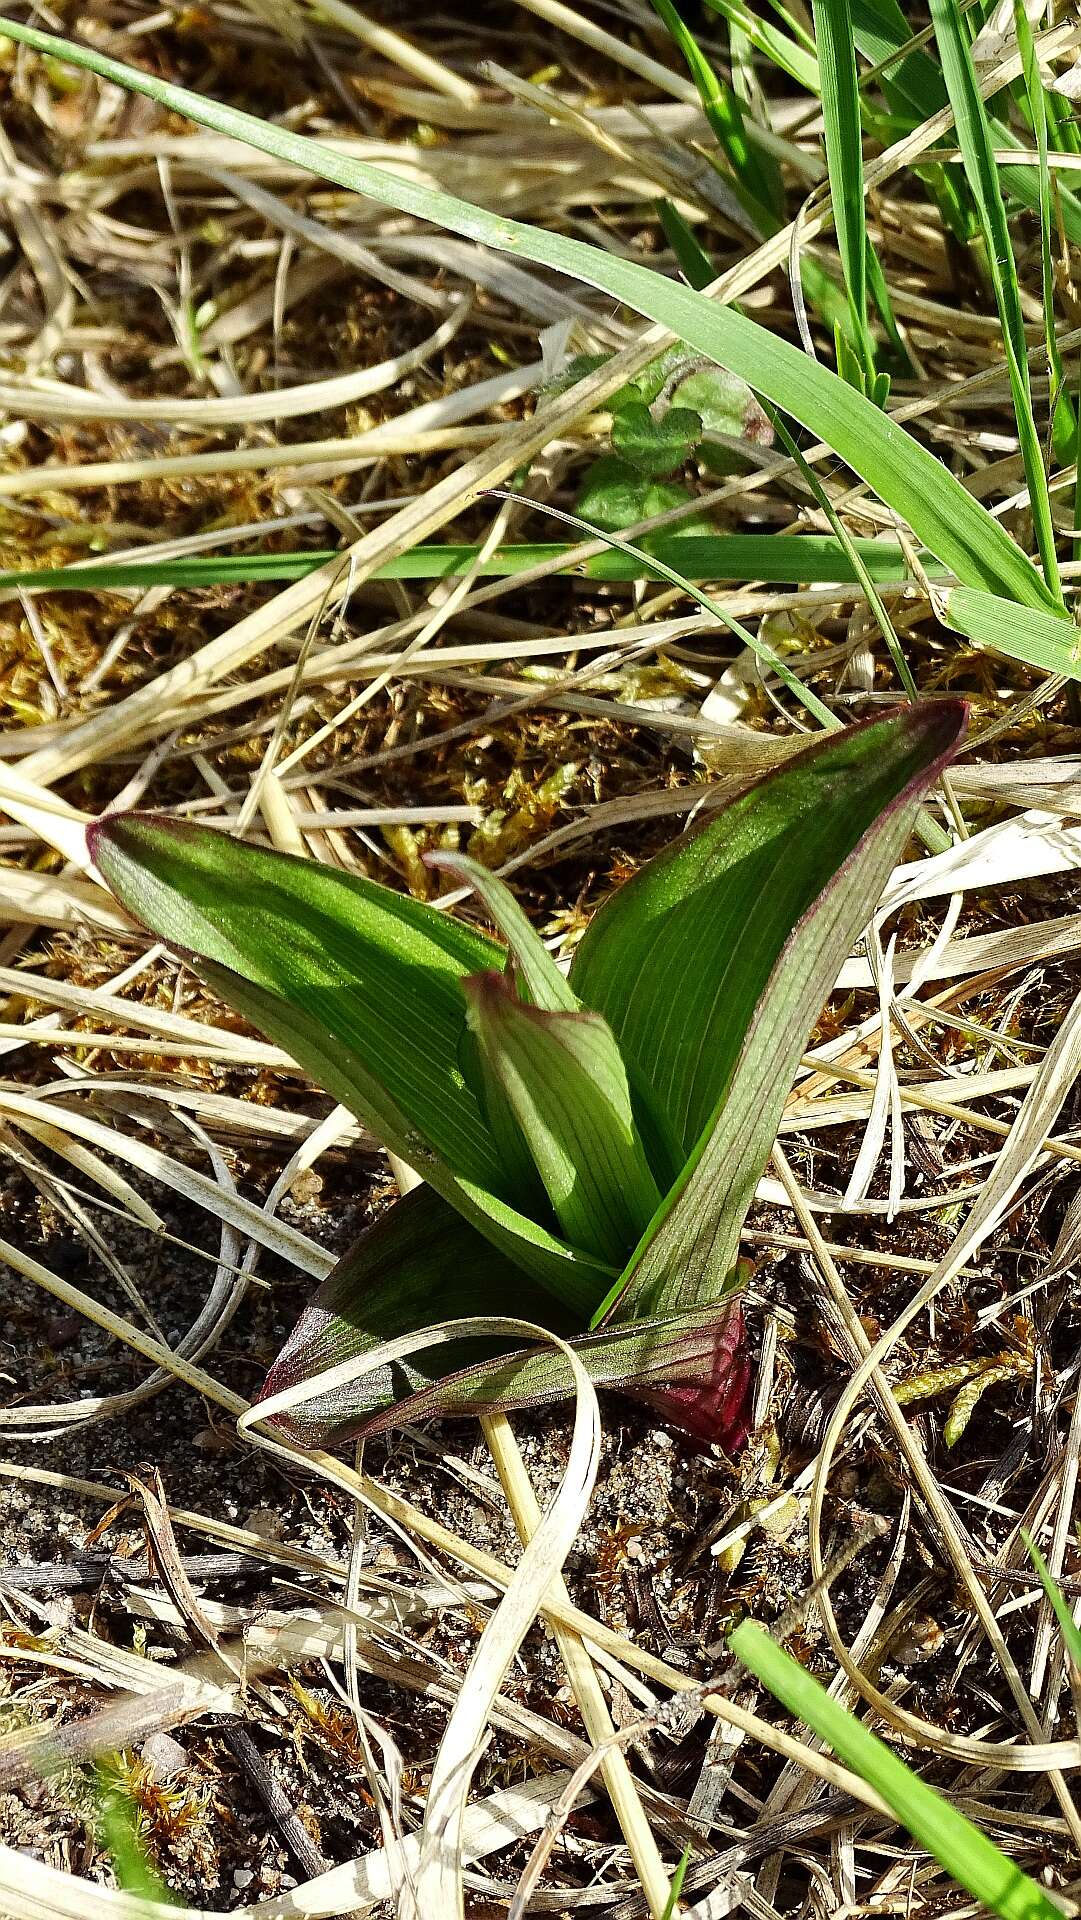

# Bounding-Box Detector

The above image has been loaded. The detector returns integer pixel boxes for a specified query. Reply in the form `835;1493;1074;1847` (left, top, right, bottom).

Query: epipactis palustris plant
89;701;965;1451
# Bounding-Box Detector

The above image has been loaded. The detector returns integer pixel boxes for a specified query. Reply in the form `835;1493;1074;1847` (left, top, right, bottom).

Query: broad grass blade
943;586;1078;678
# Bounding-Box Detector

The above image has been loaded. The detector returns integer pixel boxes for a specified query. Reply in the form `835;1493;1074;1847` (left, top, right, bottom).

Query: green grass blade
1013;0;1076;467
1021;1529;1081;1670
767;409;917;697
656;199;717;290
942;585;1077;679
729;1619;1065;1920
650;0;782;229
813;0;874;378
929;0;1062;601
96;1772;177;1905
703;0;820;93
851;0;946;116
0;534;948;591
0;18;1057;615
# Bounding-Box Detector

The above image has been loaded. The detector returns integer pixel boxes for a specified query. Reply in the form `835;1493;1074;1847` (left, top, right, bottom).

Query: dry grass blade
243;1321;601;1920
802;982;1081;1810
1;2;1081;1910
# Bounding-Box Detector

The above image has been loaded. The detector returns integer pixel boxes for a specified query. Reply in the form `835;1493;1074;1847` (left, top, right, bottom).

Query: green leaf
260;1182;560;1447
616;347;770;443
90;816;500;1179
929;0;1061;602
426;851;576;1013
574;459;711;539
463;972;661;1266
578;703;966;1321
942;586;1078;679
611;401;703;478
89;816;612;1314
729;1620;1064;1920
0;19;1057;614
382;1295;749;1448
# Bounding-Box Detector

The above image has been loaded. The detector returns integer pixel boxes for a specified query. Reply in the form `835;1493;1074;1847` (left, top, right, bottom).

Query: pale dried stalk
481;1409;674;1920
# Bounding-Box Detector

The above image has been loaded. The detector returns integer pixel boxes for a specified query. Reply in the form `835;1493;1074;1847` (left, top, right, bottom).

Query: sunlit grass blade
96;1771;175;1906
656;199;716;290
703;0;820;93
942;585;1078;679
0;534;945;592
813;0;875;384
929;0;1061;601
0;18;1058;615
489;492;839;728
1013;0;1076;467
767;409;917;699
852;0;946;118
729;1619;1065;1920
650;0;782;230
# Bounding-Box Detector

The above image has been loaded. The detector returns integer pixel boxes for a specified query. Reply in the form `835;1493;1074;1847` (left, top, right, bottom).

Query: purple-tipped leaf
262;1216;747;1451
260;1182;562;1445
89;815;612;1315
600;701;967;1324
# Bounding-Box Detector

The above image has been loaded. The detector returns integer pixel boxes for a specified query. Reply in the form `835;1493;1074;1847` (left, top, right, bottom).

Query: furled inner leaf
426;850;578;1012
463;971;662;1266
